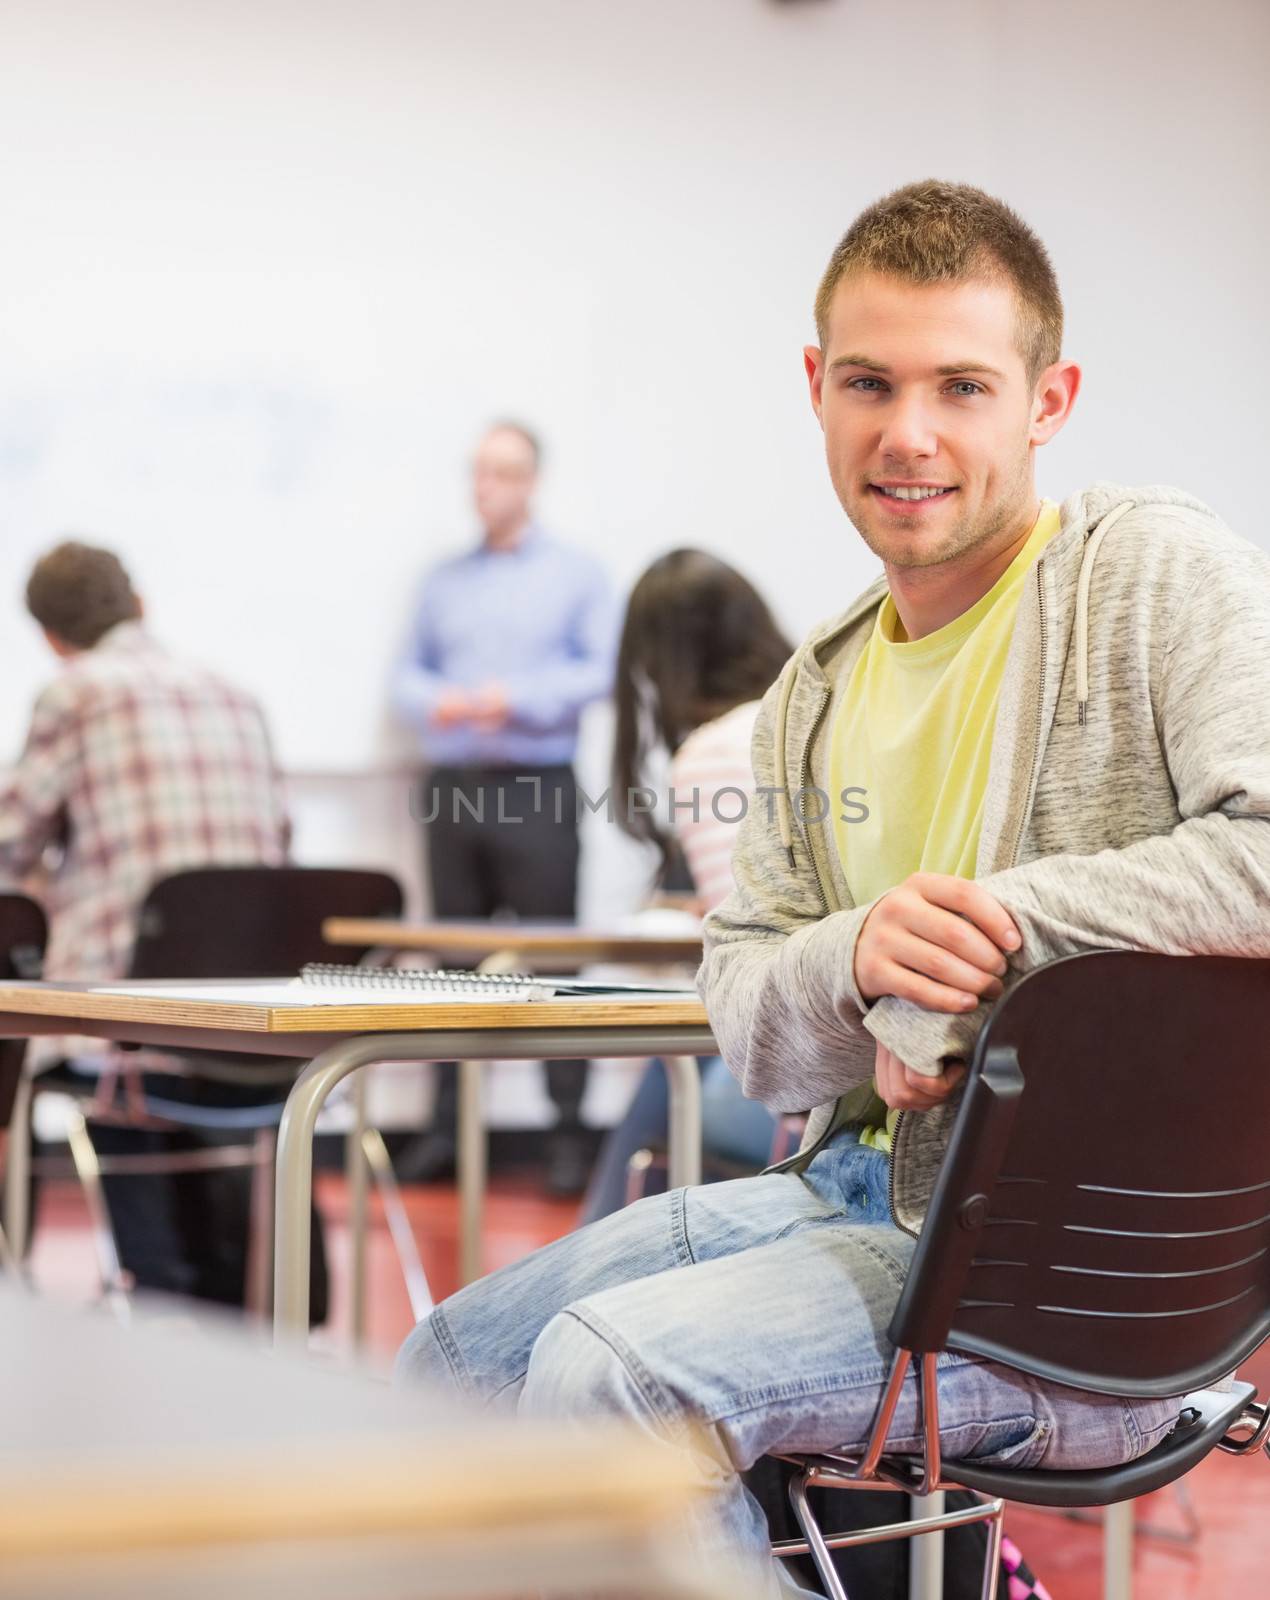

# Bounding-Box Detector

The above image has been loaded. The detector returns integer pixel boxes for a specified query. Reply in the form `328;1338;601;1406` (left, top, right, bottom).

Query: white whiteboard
1;0;1267;771
0;250;597;771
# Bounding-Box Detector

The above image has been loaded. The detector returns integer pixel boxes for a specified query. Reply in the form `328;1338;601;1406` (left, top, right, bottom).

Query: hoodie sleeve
697;676;879;1111
863;544;1270;1076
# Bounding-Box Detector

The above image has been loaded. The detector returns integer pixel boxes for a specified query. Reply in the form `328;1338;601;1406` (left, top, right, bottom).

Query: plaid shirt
0;623;289;981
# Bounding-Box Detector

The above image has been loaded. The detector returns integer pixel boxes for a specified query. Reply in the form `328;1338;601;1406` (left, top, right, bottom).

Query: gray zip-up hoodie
698;484;1270;1234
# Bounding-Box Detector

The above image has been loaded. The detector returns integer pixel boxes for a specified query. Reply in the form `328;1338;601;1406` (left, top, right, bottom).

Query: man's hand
874;1042;966;1112
469;682;510;733
431;689;475;729
854;871;1021;1013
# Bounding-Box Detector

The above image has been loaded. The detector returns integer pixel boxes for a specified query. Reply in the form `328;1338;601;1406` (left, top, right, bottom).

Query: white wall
1;0;1266;767
2;0;1266;1116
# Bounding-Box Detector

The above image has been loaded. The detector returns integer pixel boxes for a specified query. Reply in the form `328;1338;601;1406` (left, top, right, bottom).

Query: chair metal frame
623;1100;806;1208
771;951;1270;1600
22;865;425;1327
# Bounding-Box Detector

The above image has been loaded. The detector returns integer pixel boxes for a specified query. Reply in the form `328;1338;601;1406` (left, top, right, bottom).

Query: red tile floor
27;1172;1270;1597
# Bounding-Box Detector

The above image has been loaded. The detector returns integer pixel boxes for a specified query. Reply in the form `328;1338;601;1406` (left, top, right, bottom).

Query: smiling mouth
870;484;957;505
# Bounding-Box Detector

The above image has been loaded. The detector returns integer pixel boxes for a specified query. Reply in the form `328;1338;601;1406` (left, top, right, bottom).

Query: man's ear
803;345;826;427
41;628;78;660
1029;359;1081;446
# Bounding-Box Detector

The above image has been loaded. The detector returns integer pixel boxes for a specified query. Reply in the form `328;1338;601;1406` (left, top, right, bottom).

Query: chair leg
980;1495;1006;1600
909;1490;945;1599
63;1104;132;1319
787;1472;851;1600
624;1147;661;1208
361;1124;435;1321
1103;1501;1134;1600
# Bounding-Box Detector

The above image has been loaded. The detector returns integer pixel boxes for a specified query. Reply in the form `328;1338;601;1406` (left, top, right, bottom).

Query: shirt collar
478;519;544;557
93;619;148;653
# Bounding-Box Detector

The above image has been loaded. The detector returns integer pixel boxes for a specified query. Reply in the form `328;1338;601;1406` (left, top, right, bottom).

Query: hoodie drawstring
1075;500;1134;725
772;498;1138;863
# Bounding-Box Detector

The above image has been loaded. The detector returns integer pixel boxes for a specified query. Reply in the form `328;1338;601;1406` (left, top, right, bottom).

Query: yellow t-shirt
831;500;1061;1152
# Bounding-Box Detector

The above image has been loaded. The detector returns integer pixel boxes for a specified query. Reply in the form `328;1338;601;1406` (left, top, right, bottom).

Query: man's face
806;271;1050;570
472;428;537;535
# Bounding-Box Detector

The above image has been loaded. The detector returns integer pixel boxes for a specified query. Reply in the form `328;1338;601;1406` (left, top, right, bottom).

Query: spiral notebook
94;964;698;1007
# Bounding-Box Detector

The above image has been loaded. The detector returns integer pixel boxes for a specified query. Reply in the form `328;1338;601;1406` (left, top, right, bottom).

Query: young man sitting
395;181;1270;1597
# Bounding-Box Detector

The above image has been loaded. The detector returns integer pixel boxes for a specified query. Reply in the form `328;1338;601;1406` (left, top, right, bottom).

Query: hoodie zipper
760;683;840;1178
886;557;1049;1235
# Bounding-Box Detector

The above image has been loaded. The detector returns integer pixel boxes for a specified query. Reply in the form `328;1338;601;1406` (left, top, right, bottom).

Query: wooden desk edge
0;984;710;1036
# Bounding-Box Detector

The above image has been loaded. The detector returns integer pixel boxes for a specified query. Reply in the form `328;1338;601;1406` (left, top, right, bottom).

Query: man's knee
394;1308;465;1394
523;1304;742;1507
521;1305;660;1424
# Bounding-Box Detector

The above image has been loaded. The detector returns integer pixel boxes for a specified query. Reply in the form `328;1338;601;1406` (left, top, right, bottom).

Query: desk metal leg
275;1026;714;1344
458;1056;485;1285
3;1067;33;1262
244;1128;276;1320
275;1037;401;1343
664;1055;703;1189
1104;1500;1134;1600
454;950;517;1287
346;1071;370;1347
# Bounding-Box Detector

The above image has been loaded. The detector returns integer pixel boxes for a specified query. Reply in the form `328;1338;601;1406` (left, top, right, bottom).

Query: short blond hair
814;179;1063;383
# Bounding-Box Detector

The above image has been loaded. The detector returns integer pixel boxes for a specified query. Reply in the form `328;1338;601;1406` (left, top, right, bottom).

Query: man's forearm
865;811;1270;1075
701;905;877;1110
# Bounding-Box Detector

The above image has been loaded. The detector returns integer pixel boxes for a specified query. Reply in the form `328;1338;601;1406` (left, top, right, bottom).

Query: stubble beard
840;452;1033;573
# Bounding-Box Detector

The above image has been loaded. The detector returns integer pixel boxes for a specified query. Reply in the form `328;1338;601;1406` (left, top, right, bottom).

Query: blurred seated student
579;549;792;1224
0;541;289;981
0;540;293;1308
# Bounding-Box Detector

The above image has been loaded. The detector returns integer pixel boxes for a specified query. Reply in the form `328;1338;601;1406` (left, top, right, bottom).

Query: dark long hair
612;549;793;873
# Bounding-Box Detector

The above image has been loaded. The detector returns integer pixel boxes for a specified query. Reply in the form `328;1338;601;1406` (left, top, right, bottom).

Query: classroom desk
324;921;703;1305
0;1286;741;1600
0;980;714;1342
325;916;707;1301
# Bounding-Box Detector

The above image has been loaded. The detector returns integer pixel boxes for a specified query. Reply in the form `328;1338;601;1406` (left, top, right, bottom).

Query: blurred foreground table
0;1287;742;1600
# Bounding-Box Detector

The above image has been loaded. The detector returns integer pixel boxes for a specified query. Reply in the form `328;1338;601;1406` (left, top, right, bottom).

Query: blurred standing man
392;423;617;1195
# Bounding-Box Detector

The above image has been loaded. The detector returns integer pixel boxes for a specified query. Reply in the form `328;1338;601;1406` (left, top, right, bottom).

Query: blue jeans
396;1133;1181;1598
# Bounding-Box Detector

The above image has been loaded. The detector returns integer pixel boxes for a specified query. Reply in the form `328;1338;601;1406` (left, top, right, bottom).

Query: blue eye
846;377;884;392
949;381;983;397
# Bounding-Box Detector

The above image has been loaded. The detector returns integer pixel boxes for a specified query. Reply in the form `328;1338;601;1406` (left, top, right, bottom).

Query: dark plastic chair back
128;866;403;979
0;893;48;1124
889;951;1270;1400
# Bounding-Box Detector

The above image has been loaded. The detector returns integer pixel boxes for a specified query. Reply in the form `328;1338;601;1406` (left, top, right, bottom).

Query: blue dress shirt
392;525;618;768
